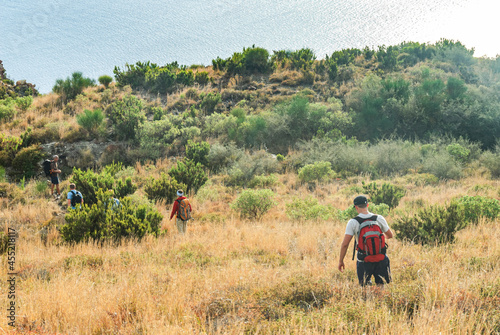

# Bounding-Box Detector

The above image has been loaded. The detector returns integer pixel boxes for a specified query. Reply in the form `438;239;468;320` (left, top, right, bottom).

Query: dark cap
353;195;368;206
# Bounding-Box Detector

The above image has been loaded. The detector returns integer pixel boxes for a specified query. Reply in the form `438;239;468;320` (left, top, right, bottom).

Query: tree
98;75;113;88
53;72;95;102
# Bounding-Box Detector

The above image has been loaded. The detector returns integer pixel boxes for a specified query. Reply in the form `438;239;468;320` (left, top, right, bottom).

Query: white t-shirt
345;212;390;244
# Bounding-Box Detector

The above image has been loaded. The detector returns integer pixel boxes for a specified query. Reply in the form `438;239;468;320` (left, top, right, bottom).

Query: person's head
69;183;76;190
53;155;59;162
353;195;368;210
108;189;115;196
177;189;184;197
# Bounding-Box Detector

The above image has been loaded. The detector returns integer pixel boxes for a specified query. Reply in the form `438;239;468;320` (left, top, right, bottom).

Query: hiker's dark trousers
357;256;391;286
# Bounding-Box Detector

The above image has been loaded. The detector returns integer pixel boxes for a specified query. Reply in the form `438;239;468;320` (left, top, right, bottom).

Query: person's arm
384;228;393;239
338;234;353;272
170;201;178;220
67;199;71;207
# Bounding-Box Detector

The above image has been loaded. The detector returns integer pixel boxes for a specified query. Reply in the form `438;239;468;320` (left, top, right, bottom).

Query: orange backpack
177;198;191;221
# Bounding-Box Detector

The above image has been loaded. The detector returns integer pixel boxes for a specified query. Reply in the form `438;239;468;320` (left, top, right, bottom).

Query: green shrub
98;75;113;88
76;109;105;135
168;159;207;194
61;189;162;243
52;72;95;102
362;182;406;209
480;148;500;178
393;202;466;245
225;151;279;187
186;140;210;166
194;71;210;85
106;95;146;140
145;67;176;93
298;161;336;184
248;174;278;188
446;143;470;164
35;180;48;194
231;189;276;220
11;144;44;180
404;173;439;186
243;47;271;73
422;153;463;180
15;96;33;112
69;166;137;206
199;92;221;115
206;142;243;173
453;195;500;224
0;101;16;122
144;172;185;203
286;197;338;221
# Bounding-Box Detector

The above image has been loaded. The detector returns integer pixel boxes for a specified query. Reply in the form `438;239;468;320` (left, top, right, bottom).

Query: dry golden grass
1;174;499;334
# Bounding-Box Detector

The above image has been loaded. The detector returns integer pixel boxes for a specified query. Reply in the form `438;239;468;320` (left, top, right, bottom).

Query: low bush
199;92;221;115
206;142;243;173
480;148;500;178
286;197;338;221
15;96;33;112
168;159;207;194
106;95;146;141
186;140;210;166
298;161;336;184
231;189;276;220
393;202;466;245
53;72;95;102
248;174;278;188
11;144;44;180
62;189;162;243
144;172;185;203
225;151;279;187
362;181;406;209
76;109;105;135
422;152;463;180
0;99;16;122
453;195;500;224
70;166;137;206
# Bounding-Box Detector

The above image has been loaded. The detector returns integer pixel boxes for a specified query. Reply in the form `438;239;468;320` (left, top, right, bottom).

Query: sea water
0;0;498;93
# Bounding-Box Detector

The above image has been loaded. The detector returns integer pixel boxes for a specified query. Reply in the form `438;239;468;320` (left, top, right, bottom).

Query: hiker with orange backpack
338;195;394;286
170;189;192;234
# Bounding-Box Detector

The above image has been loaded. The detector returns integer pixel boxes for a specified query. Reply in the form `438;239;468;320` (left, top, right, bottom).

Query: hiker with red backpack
170;189;192;234
338;195;394;286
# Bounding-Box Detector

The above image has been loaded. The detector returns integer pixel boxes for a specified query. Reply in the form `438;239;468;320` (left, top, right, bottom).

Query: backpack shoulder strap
353;216;364;224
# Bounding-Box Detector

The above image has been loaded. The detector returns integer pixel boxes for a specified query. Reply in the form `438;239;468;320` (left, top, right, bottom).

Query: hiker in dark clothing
50;155;62;198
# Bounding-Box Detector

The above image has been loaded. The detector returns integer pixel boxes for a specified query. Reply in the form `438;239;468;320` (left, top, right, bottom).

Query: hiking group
43;155;391;286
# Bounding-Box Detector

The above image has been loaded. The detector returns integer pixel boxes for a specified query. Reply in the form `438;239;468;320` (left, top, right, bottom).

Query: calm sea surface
0;0;498;93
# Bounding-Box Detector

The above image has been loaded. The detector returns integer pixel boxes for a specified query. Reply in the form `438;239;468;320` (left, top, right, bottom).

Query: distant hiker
50;155;62;198
170;189;192;234
338;195;393;286
67;183;83;210
108;189;121;211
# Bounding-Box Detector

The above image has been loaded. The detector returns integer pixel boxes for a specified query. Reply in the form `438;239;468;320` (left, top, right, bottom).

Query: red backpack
354;215;387;262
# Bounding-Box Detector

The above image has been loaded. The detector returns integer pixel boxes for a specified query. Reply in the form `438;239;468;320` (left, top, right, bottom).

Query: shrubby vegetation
53;72;95;102
231;189;276;219
62;189;162;243
70;164;137;206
